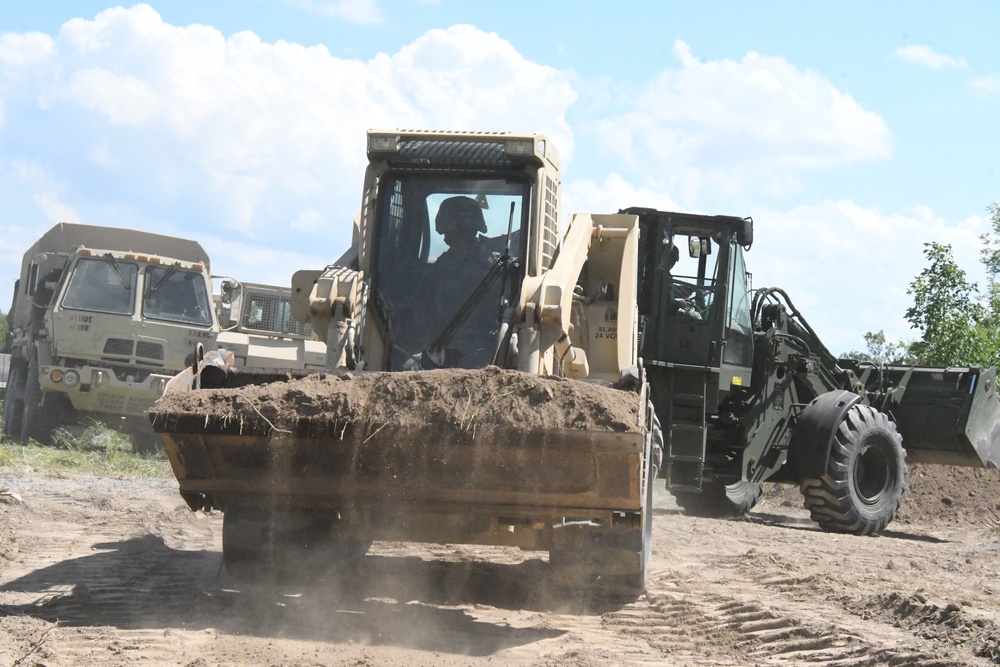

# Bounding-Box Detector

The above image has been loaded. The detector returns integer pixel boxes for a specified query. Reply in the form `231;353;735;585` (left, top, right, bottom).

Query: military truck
3;223;217;451
214;278;325;371
150;130;1000;599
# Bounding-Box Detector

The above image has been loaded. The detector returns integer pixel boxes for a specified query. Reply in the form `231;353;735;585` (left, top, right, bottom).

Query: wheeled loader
627;207;1000;534
150;131;1000;600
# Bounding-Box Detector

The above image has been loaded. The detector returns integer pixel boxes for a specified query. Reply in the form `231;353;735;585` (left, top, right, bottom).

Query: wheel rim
854;441;891;505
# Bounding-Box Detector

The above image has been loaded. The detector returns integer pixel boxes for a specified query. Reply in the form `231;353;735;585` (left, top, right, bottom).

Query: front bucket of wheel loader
883;365;1000;468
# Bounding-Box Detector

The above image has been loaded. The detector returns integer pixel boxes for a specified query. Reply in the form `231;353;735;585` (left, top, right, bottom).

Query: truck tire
549;406;660;601
2;364;27;440
671;479;764;517
19;356;65;445
800;404;905;536
126;418;164;455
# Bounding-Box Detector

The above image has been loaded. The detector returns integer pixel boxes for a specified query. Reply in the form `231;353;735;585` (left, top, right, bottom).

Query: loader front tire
671;479;763;518
800;405;905;535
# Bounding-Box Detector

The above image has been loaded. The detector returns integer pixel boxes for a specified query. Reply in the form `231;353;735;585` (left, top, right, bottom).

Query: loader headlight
63;370;81;387
505;138;536;156
49;369;63;383
368;133;400;154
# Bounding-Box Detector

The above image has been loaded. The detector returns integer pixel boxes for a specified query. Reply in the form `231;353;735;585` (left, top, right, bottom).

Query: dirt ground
2;462;999;667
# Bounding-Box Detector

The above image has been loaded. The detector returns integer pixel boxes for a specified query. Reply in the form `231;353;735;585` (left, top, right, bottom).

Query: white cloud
290;209;325;232
970;75;1000;96
748;200;987;355
282;0;384;25
0;6;576;296
895;45;968;71
0;31;55;67
591;41;892;203
564;174;683;221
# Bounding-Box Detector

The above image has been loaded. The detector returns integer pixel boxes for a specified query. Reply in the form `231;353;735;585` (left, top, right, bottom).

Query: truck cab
4;223;216;450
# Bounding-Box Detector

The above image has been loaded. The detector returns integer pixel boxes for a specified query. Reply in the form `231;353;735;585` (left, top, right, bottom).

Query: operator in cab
413;196;498;369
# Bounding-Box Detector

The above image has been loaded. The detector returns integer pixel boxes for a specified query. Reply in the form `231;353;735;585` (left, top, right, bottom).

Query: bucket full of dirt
148;367;646;515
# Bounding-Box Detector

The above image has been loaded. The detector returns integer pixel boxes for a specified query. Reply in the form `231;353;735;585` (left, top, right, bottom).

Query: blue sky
1;1;998;354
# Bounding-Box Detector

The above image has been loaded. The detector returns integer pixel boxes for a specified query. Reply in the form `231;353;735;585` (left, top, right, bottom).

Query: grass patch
0;423;171;479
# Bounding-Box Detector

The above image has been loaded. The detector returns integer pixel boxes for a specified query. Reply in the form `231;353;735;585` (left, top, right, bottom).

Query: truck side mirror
688;237;712;258
738;218;754;247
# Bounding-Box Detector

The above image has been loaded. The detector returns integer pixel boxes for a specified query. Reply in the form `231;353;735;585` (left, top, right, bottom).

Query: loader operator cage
636;214;753;368
371;172;530;371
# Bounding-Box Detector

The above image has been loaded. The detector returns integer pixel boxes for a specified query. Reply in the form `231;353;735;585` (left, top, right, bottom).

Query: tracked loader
150;130;1000;600
152;131;660;598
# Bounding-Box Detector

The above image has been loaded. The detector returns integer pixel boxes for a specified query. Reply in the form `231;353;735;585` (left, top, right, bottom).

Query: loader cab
361;132;558;373
630;211;752;367
627;207;754;393
369;174;529;371
626;207;754;491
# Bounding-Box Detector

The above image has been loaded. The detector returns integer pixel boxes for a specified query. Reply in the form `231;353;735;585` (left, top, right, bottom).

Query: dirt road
2;466;999;666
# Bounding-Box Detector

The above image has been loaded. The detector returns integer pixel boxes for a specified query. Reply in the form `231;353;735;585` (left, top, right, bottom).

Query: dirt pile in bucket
149;366;643;440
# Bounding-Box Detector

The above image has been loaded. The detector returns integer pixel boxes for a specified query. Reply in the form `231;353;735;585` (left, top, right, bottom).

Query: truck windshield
142;265;213;327
373;174;528;370
61;257;138;315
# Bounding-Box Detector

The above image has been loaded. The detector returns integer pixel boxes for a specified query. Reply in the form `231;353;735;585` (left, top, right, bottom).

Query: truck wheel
671;479;764;517
19;356;65;445
126;419;164;455
2;364;26;440
800;405;905;536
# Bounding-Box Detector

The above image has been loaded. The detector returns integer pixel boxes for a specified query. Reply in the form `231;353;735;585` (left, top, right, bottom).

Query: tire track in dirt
636;495;1000;667
3;475;1000;666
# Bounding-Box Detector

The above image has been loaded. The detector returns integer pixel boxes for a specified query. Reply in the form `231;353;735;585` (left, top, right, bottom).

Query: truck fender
787;390;863;480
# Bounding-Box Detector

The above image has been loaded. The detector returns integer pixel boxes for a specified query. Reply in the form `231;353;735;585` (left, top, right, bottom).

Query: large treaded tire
19;355;66;445
671;479;764;518
2;364;26;440
800;404;905;536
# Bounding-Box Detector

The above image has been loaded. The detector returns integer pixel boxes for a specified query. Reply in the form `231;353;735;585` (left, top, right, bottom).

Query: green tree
843;330;914;364
901;202;1000;367
0;309;6;348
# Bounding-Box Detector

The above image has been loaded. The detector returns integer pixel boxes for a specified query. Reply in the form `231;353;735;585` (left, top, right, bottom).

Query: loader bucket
148;367;648;549
882;365;1000;468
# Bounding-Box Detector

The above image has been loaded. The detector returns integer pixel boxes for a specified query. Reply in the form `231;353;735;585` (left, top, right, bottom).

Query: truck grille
136;341;164;360
241;291;312;337
103;338;134;356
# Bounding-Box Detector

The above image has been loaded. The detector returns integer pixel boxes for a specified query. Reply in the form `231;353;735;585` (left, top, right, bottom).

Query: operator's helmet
435;196;487;238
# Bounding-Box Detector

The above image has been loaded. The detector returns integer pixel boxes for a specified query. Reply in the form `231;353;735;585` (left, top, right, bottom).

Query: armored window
372;173;529;370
